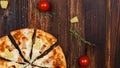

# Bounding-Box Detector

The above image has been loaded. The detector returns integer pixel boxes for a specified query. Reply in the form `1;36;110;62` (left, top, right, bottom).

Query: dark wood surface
0;0;120;68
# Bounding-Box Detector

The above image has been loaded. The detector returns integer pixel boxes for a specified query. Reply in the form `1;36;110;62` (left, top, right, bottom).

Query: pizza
24;65;40;68
10;28;34;61
0;28;66;68
33;45;66;68
0;36;24;63
0;59;26;68
31;29;57;62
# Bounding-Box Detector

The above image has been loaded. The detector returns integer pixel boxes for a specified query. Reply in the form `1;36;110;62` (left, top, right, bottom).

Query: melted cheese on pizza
23;64;42;68
11;28;34;61
31;29;57;62
0;59;26;68
0;29;66;68
0;36;23;62
33;46;66;68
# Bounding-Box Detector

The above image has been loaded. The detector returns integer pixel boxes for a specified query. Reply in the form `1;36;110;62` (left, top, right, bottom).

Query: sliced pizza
24;65;40;68
33;45;66;68
10;28;34;61
0;59;26;68
31;29;57;62
0;36;24;63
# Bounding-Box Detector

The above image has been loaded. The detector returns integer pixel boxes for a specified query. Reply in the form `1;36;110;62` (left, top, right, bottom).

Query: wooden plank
68;0;85;68
15;0;29;28
0;0;17;37
83;0;106;68
28;0;51;31
110;0;120;68
105;0;111;68
0;0;29;37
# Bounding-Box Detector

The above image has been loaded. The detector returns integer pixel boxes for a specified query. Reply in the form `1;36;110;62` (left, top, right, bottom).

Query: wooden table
0;0;120;68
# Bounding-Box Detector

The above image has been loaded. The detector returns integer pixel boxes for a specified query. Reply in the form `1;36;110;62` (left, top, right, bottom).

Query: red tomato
79;56;90;67
38;0;50;12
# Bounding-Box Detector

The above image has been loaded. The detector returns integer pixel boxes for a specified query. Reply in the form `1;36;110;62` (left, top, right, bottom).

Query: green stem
70;29;95;46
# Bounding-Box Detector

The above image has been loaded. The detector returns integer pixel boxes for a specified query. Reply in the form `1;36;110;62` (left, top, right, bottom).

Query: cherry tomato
79;56;90;67
38;0;50;12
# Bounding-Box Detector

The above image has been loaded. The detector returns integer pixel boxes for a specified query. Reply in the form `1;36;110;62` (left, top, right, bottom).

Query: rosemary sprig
70;29;95;47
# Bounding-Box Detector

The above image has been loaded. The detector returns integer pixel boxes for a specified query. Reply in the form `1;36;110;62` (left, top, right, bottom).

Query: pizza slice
0;59;26;68
31;29;57;62
24;65;40;68
33;45;66;68
0;36;24;63
10;28;34;61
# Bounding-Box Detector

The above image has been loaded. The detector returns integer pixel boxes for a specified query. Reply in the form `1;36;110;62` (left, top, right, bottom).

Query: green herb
70;29;95;46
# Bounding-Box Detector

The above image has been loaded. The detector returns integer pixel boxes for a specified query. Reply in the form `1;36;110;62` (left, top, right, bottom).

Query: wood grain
105;0;111;68
110;0;120;68
0;0;120;68
68;0;86;68
83;0;106;68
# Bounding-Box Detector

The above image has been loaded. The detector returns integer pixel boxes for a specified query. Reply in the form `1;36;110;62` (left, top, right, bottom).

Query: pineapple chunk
4;49;13;58
34;39;41;49
0;0;8;9
70;16;79;23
